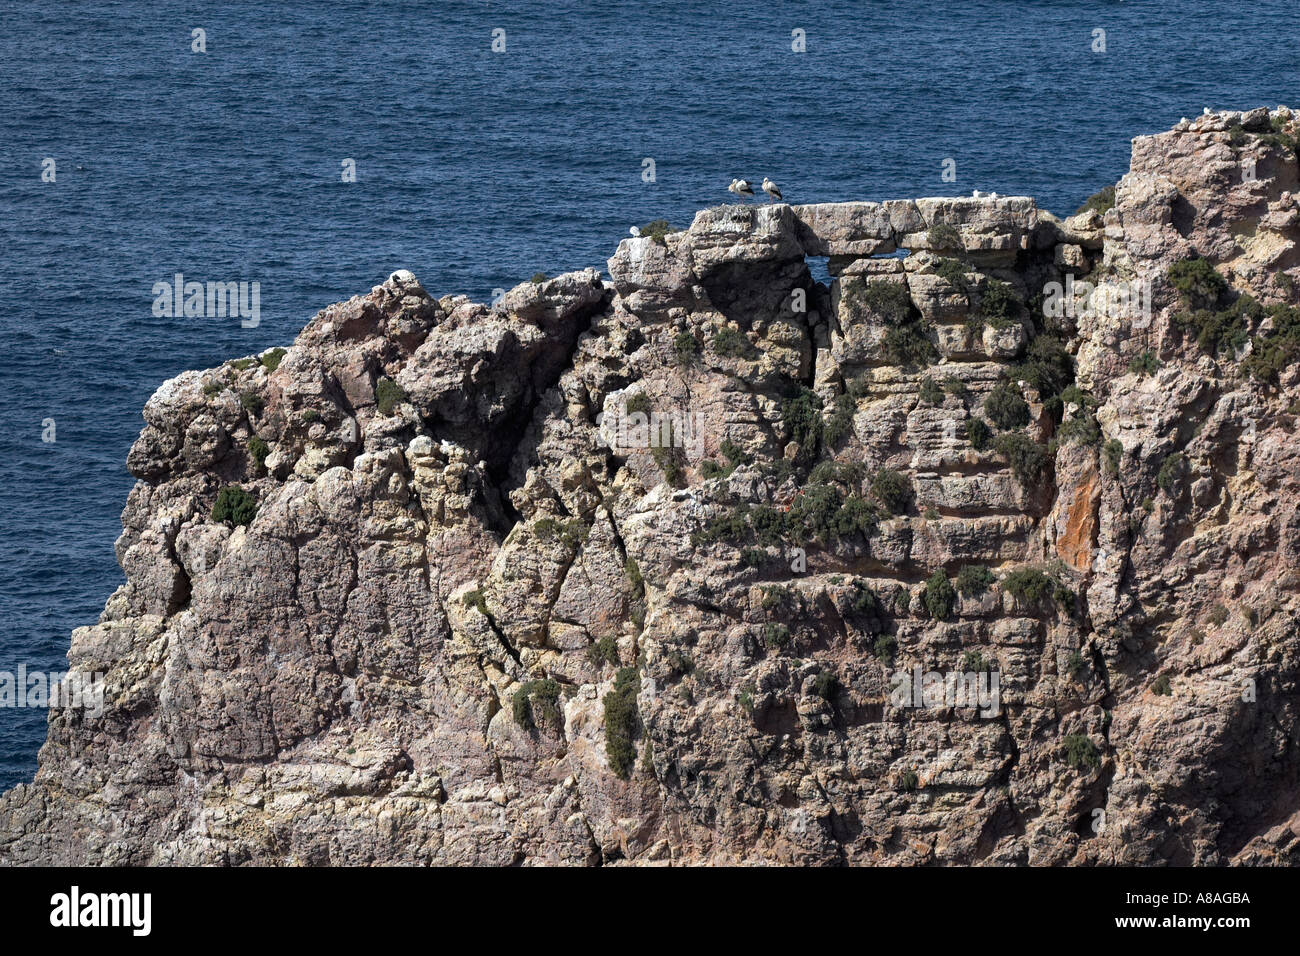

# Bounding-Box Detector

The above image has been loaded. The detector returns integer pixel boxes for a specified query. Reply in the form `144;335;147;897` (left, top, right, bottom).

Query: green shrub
749;505;785;546
673;331;699;365
240;391;264;415
623;392;651;415
927;222;963;252
1075;185;1116;216
761;585;793;610
994;432;1051;489
463;588;489;616
1157;452;1185;495
849;579;879;616
1065;651;1085;679
260;347;287;372
530;272;548;284
763;622;791;649
808;459;863;486
512;678;561;730
966;417;992;450
1063;733;1099;770
587;636;620;667
933;257;970;293
1001;568;1058;605
893;585;911;615
978;279;1021;328
858;280;915;325
1228;124;1248;147
1057;409;1100;446
711;326;751;357
247;436;269;467
212;486;258;526
942;376;970;401
833;495;878;538
1151;674;1172;696
984;382;1030;429
1103;439;1123;475
696;459;730;478
202;380;223;398
780;387;822;459
899;770;919;791
693;504;752;546
873;633;897;664
871;468;911;515
301;409;321;423
812;670;839;700
738;685;755;716
1128;350;1159;375
375;377;408;415
785;484;838;544
923;569;956;621
882;322;938;367
1010;335;1075;403
651;444;685;487
1168;258;1228;310
720;439;750;469
641;219;674;246
1241;303;1300;383
228;356;256;371
961;650;994;673
624;556;645;596
1174;297;1257;357
956;564;996;597
919;377;944;404
603;667;641;779
822;392;857;447
534;517;587;549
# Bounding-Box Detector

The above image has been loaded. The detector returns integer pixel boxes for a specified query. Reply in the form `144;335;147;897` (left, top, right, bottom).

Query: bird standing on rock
762;177;782;202
729;178;756;201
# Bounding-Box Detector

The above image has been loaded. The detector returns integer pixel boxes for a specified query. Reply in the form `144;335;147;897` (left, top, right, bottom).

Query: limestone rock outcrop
4;109;1300;865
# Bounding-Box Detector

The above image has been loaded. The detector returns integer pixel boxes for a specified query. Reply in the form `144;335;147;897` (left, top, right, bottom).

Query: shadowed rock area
4;108;1300;865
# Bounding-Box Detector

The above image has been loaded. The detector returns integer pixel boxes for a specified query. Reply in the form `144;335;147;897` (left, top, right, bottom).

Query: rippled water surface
1;0;1296;789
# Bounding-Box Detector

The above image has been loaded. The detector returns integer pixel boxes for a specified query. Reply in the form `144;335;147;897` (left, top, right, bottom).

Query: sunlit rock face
4;108;1300;866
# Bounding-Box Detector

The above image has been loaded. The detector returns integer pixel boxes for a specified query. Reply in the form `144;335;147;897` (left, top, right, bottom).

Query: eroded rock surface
4;109;1300;865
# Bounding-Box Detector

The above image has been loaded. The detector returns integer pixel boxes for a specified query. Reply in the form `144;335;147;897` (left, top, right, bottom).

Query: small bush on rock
923;569;956;621
375;377;408;415
603;668;641;779
212;486;258;526
1063;733;1100;770
984;382;1030;430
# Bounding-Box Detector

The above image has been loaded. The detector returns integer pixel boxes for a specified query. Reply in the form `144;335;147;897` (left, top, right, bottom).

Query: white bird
972;189;985;198
762;177;783;202
989;191;1000;199
729;178;756;201
1203;107;1212;115
629;225;641;237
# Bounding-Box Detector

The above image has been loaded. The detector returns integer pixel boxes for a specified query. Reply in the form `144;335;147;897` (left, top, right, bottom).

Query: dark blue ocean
0;0;1295;791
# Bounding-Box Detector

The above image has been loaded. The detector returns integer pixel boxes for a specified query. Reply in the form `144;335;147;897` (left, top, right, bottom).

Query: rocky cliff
4;108;1300;865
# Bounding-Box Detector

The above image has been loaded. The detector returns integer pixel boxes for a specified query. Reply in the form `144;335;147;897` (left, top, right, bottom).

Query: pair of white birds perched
729;177;782;202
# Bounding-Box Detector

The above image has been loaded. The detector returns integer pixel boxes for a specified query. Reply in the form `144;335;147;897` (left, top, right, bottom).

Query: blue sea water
0;0;1296;791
